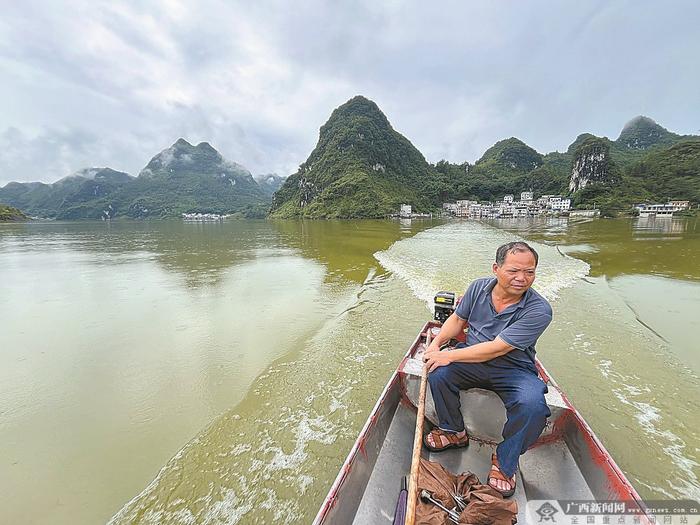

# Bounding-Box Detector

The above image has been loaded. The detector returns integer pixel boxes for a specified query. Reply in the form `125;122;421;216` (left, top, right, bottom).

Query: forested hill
0;142;274;219
125;139;269;218
269;96;440;218
520;116;699;213
1;102;696;220
430;116;697;211
0;203;28;221
0;168;134;220
270;97;698;218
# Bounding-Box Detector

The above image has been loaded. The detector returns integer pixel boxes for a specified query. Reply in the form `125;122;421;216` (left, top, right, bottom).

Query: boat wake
376;221;700;502
373;221;590;307
108;221;699;523
108;269;432;524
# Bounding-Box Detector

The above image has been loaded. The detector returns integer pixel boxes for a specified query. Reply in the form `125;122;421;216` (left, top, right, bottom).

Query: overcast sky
1;0;699;186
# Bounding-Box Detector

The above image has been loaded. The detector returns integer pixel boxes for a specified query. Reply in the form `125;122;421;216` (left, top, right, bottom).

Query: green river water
0;217;698;524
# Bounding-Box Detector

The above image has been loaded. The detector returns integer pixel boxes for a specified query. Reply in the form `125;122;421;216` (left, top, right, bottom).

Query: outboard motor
433;291;456;323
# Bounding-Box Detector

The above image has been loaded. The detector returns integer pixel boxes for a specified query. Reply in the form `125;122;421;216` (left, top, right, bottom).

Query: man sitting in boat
422;241;552;498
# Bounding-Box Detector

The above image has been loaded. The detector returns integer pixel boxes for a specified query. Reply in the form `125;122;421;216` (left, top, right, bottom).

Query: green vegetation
1;103;696;221
113;140;270;219
271;98;698;218
270;96;438;218
0;203;28;221
570;137;621;193
0;143;271;219
628;139;700;203
270;98;572;217
431;146;568;204
616;115;682;151
571;137;700;214
453;139;544;201
452;116;698;215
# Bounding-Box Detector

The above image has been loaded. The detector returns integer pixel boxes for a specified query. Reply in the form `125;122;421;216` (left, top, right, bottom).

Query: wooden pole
405;330;431;525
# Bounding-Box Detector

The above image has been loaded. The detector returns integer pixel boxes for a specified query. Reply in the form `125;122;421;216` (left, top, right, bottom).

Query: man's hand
423;346;454;372
425;340;442;354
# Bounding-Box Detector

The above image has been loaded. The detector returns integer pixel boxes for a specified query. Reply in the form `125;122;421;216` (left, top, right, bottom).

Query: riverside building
442;192;571;219
635;201;690;218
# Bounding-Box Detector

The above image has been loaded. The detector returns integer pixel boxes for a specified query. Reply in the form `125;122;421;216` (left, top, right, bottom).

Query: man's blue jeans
427;356;550;478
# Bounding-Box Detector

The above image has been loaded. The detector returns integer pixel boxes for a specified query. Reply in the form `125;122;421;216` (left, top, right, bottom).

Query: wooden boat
314;320;646;524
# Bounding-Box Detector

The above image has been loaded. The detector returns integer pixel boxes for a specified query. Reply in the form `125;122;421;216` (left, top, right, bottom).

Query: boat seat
404;374;571;443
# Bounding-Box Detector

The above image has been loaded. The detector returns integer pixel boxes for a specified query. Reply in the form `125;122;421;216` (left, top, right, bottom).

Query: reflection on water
609;274;700;374
0;220;274;287
1;217;698;525
0;219;440;525
268;219;439;283
108;222;594;525
0;219;440;288
111;220;699;524
633;216;690;234
488;216;700;282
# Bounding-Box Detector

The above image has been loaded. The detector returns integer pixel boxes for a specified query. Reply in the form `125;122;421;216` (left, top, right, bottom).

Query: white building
469;203;495;219
442;192;580;220
537;195;553;207
455;206;471;218
400;204;412;218
550;198;571;212
498;203;515;217
570;209;601;218
635;202;687;218
513;203;530;217
669;200;690;210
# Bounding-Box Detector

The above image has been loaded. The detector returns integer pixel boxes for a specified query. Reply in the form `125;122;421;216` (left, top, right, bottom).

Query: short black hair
495;241;539;267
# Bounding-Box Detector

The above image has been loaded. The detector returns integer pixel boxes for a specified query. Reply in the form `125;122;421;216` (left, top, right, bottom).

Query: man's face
492;250;537;296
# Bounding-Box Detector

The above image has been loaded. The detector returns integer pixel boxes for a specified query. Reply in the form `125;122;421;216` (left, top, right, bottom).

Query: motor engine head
433;291;456;323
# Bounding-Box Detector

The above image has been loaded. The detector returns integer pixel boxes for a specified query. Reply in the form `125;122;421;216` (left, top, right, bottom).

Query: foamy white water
5;219;695;525
374;221;590;305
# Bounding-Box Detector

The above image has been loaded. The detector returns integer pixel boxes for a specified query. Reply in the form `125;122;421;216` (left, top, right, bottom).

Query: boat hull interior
314;322;643;525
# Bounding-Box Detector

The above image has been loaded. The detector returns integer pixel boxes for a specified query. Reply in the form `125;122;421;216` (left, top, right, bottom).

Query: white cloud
0;0;699;186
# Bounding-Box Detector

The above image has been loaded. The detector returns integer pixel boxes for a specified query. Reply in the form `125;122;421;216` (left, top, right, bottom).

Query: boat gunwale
536;360;645;504
312;322;431;525
314;321;648;524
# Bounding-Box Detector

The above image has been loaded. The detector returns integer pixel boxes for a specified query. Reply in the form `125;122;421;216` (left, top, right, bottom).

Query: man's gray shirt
454;277;553;370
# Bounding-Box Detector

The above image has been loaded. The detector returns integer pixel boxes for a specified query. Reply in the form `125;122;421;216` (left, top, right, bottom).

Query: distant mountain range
0;140;285;219
254;173;287;197
1;97;698;220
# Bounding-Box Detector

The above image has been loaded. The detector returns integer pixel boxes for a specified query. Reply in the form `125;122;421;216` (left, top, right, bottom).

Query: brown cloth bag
414;458;518;525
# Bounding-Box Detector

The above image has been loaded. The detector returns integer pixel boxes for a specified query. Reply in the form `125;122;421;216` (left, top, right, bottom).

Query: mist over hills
0;140;278;219
254;173;286;196
1;96;697;220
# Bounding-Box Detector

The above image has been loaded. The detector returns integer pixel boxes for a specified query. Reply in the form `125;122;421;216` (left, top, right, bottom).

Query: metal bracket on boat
419;490;460;524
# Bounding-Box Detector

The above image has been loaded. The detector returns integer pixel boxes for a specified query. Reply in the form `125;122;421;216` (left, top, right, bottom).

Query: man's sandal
422;427;469;452
487;453;516;498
